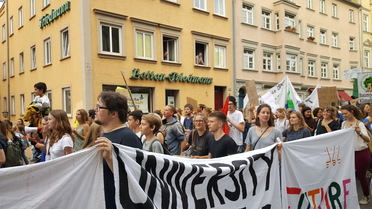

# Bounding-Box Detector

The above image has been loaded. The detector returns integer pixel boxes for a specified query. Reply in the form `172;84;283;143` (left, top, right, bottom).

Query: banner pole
120;70;138;110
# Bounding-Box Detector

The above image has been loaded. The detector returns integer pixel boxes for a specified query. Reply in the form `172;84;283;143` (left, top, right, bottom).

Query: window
163;36;178;62
2;24;6;42
331;4;337;18
10;58;14;77
136;31;154;59
31;45;36;69
46;90;52;108
349;10;354;23
243;49;255;69
308;60;315;77
30;0;36;17
2;62;6;80
62;87;71;116
277;54;281;71
319;0;325;14
307;26;314;38
214;0;225;16
194;0;207;11
321;63;328;78
44;38;52;65
364;50;370;68
214;45;226;68
20;94;25;115
349;37;355;50
195;42;208;65
100;24;121;55
10;96;15;115
43;0;50;8
363;14;369;32
242;4;254;25
306;0;313;9
262;11;271;30
3;97;7;112
320;30;326;44
9;17;13;35
284;13;295;28
263;52;273;71
61;28;70;58
19;52;24;73
286;54;297;72
18;7;23;28
275;13;279;30
333;64;339;79
332;33;338;47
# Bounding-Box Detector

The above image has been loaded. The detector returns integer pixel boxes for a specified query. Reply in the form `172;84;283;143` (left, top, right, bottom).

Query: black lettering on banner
144;155;158;200
261;148;275;192
181;165;198;208
231;160;249;199
114;146;153;209
207;163;234;207
159;159;171;208
174;162;189;208
248;148;275;195
166;160;179;209
248;156;258;196
191;164;209;209
329;182;342;209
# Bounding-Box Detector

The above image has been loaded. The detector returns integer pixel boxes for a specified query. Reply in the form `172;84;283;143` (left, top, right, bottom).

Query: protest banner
0;147;104;209
245;80;259;107
281;129;359;209
112;143;281;209
317;87;338;108
304;84;320;110
127;93;149;113
358;72;372;104
261;76;302;111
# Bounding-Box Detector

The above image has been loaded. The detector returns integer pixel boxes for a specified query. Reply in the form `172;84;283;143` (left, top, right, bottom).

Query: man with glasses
226;96;245;153
94;91;142;209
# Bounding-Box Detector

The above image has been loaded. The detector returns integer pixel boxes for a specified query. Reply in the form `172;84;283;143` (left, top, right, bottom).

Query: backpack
4;136;24;167
149;138;171;155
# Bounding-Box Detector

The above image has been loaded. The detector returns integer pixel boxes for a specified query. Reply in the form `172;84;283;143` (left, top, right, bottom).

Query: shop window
166;90;179;108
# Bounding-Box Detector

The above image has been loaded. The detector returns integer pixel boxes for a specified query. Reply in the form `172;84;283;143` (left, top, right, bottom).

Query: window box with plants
285;26;296;32
307;36;315;41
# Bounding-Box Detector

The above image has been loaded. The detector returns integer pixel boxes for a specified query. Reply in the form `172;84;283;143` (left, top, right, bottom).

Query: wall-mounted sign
40;1;71;29
130;68;213;84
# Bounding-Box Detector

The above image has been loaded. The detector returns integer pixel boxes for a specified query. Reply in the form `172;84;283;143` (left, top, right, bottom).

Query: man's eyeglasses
95;105;109;111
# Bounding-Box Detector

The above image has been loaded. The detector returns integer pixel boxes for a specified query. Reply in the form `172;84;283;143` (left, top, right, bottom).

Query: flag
221;97;230;134
286;90;295;109
304;84;321;110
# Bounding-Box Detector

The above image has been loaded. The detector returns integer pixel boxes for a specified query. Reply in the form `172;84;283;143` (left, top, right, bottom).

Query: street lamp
0;0;10;120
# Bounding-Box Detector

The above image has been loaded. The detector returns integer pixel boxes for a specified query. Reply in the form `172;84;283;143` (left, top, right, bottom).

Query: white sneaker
359;196;369;205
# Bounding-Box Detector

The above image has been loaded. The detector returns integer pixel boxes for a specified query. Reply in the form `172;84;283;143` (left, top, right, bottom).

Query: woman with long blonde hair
282;111;311;142
82;122;102;149
46;110;74;160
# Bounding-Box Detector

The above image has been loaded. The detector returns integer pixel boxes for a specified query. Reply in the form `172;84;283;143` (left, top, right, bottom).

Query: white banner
0;147;104;209
281;129;359;209
261;76;302;111
304;84;321;110
112;144;281;209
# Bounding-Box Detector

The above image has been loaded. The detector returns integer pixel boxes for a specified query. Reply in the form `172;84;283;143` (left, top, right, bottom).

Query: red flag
221;97;229;134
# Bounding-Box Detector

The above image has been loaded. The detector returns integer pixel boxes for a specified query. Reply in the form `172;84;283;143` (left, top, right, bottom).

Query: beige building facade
0;0;233;121
233;0;361;108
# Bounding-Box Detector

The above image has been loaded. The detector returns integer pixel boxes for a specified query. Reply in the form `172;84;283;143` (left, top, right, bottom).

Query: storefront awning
308;88;352;101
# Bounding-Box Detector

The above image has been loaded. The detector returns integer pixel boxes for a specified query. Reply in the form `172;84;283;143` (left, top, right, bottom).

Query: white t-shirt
227;110;245;146
341;121;369;151
33;95;50;108
274;118;288;134
49;134;73;160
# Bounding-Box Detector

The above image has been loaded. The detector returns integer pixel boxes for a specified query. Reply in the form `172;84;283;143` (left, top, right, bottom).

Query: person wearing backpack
141;113;164;154
2;120;24;167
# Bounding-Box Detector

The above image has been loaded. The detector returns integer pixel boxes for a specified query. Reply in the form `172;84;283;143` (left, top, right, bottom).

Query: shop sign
129;68;213;84
40;1;71;29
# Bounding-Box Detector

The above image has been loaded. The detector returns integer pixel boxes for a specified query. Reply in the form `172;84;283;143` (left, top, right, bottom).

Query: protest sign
127;93;149;113
304;84;320;110
281;129;359;209
358;72;372;104
317;87;338;107
246;80;259;107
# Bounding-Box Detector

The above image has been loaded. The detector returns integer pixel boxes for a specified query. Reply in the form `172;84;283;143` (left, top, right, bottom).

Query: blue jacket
160;117;185;155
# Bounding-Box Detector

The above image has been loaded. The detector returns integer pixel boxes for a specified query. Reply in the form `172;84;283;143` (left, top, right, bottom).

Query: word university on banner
111;143;281;209
0;147;105;209
281;129;359;209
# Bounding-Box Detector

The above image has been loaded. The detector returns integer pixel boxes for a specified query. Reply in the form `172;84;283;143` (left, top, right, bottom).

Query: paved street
356;179;372;208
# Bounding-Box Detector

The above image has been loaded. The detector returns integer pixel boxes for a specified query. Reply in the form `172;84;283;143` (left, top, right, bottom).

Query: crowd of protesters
0;84;371;205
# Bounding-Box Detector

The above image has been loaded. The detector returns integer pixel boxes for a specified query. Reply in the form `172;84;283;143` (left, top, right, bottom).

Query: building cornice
131;17;182;31
93;9;128;20
336;0;361;8
273;0;300;9
191;31;229;41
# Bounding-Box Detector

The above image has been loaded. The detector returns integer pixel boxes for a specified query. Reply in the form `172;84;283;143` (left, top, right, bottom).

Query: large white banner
0;147;104;209
281;129;360;209
112;144;281;209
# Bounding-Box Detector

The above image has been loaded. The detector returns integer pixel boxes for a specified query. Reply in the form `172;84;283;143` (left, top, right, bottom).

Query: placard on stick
317;87;338;107
245;80;259;107
186;97;197;111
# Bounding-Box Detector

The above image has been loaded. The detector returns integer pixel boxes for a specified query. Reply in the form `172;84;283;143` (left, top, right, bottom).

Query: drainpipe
232;0;236;97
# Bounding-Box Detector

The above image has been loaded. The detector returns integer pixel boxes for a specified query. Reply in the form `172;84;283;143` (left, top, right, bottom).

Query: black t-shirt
187;130;214;156
315;119;341;135
209;134;237;158
102;127;142;209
